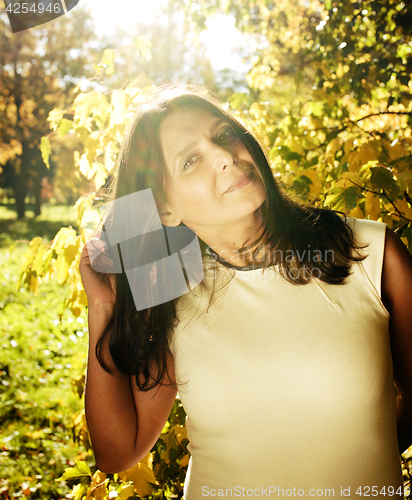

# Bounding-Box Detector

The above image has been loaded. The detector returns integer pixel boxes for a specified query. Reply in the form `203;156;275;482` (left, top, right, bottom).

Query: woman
79;82;412;499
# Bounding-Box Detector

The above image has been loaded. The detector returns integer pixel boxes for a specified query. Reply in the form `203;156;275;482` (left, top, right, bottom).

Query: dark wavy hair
95;82;367;391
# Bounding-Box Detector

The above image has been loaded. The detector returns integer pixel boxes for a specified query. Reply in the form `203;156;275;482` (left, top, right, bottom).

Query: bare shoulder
381;227;412;313
382;227;412;453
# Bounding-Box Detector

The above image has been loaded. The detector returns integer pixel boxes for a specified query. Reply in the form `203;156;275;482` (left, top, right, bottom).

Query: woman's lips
224;173;252;193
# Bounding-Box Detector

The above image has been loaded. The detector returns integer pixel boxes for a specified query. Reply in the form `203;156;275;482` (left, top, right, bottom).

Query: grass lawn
0;203;78;249
0;204;90;499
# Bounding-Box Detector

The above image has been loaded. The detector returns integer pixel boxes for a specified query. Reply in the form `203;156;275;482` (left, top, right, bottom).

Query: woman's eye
182;156;197;170
218;129;235;143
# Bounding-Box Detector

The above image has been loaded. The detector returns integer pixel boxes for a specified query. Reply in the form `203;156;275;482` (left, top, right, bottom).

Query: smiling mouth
224;173;252;193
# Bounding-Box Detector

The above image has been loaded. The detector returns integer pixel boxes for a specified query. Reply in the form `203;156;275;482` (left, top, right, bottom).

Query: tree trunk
13;59;27;220
33;174;42;217
15;158;27;220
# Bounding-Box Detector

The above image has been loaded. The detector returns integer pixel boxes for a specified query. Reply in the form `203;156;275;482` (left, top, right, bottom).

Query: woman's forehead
162;105;224;129
159;107;228;159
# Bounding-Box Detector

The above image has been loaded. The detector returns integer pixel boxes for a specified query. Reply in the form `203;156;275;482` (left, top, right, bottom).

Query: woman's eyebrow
172;141;198;167
172;118;227;167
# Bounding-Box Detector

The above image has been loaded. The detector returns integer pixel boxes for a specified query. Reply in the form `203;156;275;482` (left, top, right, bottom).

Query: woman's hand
79;230;116;308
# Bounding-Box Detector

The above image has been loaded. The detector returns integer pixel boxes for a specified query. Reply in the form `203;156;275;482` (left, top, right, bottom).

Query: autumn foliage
3;0;412;498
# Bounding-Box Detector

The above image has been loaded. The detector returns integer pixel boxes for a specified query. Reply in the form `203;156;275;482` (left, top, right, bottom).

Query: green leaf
294;71;304;87
40;137;52;169
133;35;153;61
57;118;73;137
55;461;92;485
293;175;312;195
229;92;249;109
47;108;65;129
325;129;341;142
102;48;115;75
110;90;129;127
324;186;361;211
276;146;303;162
307;101;324;117
370;167;401;199
73;92;104;126
93;162;108;190
402;225;412;253
71;484;88;500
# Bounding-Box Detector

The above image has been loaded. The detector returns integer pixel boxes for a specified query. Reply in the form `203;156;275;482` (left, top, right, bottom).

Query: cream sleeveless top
168;217;403;499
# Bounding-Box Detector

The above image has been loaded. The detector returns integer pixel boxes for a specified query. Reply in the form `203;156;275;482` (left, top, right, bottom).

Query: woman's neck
204;214;268;268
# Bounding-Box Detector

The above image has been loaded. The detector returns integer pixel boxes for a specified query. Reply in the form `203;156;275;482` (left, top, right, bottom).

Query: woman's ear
159;204;180;227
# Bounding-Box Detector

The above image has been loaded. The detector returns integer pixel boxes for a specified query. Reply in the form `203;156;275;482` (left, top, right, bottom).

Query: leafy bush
57;398;189;500
0;243;89;499
0;236;190;500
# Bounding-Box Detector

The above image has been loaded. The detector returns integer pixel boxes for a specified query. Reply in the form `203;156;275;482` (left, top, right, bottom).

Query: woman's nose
209;142;236;172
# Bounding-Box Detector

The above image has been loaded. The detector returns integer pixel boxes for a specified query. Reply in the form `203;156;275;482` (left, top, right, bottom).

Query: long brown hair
95;82;367;390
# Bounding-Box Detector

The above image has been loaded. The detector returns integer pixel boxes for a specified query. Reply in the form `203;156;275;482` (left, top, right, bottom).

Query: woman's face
159;106;267;239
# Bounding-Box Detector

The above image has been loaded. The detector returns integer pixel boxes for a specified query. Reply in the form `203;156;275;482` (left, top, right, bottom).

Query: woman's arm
381;227;412;455
80;236;178;473
84;304;177;474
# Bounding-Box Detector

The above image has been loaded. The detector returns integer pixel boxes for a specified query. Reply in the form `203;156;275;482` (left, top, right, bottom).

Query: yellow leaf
172;424;187;445
74;193;96;230
73;92;102;126
20;237;44;272
102;48;115;75
110;90;128;127
343;139;354;158
32;246;47;275
57;118;73;137
91;471;107;487
66;286;88;316
180;454;189;467
392;197;412;221
51;227;77;253
364;192;381;220
65;241;80;266
139;452;153;468
347;142;379;172
71;483;87;500
118;484;135;500
304;169;322;196
325;138;342;166
387;139;407;161
47;108;65;129
86;483;107;500
79;206;102;233
78;154;95;180
350;205;364;219
93;162;108;190
29;236;44;250
104;141;116;173
56;253;69;285
337;171;362;188
40;137;51;169
29;273;39;295
159;434;176;464
118;462;158;498
383;215;393;228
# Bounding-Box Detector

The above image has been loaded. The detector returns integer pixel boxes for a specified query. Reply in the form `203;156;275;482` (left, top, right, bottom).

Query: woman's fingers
83;237;116;274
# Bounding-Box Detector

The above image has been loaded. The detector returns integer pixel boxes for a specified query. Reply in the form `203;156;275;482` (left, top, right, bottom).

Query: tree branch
347;180;412;223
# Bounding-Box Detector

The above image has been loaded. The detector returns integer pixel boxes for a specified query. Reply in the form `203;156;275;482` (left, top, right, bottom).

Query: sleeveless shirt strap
345;216;388;298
